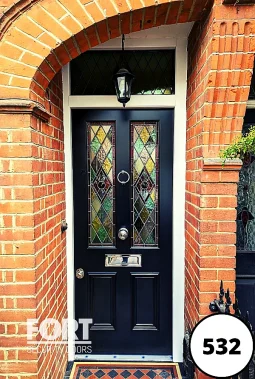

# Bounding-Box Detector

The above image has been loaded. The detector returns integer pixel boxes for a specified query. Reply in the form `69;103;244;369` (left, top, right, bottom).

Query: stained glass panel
131;122;159;246
87;122;115;246
237;123;255;250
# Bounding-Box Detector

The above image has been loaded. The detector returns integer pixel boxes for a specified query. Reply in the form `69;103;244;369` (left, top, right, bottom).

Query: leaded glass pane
131;122;158;246
88;122;115;246
71;50;175;96
237;123;255;250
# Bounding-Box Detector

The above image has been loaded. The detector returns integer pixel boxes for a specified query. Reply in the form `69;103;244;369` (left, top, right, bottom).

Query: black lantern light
113;35;134;107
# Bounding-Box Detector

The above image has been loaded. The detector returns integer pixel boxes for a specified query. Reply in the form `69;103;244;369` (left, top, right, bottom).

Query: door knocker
117;170;130;185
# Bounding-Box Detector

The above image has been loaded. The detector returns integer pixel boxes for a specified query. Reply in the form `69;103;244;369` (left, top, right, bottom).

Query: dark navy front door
72;109;173;355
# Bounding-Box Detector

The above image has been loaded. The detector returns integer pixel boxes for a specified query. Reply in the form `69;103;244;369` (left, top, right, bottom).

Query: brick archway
0;0;207;102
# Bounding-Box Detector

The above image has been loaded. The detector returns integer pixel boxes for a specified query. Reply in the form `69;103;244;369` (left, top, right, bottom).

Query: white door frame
63;24;191;362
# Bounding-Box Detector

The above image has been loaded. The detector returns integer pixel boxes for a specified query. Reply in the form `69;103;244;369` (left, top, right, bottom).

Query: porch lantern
113;35;134;107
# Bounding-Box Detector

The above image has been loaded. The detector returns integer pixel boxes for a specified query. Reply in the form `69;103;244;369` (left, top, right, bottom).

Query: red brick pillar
186;4;255;378
0;74;67;379
0;103;39;377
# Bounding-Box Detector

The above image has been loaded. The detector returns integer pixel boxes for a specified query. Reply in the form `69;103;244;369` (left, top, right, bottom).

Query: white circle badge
190;314;254;378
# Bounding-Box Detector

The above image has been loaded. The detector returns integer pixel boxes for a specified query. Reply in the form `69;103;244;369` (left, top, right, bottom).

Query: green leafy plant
220;125;255;162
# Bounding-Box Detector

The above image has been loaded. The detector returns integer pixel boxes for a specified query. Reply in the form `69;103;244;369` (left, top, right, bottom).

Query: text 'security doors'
72;109;173;355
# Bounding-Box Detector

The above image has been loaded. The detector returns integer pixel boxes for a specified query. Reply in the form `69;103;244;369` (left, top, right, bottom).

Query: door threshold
74;355;173;362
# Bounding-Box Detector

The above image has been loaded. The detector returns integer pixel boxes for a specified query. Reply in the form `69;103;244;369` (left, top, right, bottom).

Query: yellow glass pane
103;138;111;155
135;157;143;175
108;168;113;183
92;195;101;213
102;157;112;174
91;125;99;135
146;157;154;174
150;188;156;202
92;216;101;232
96;127;106;143
140;127;150;144
103;125;111;133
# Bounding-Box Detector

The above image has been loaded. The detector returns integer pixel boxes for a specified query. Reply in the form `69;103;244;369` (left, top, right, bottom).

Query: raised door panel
88;273;116;330
131;273;160;331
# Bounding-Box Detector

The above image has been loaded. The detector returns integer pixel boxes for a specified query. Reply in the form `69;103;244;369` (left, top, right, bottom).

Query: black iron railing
183;281;255;379
210;281;255;379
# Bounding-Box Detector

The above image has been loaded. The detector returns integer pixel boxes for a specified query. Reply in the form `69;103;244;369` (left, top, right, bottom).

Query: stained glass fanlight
87;123;115;246
131;122;159;246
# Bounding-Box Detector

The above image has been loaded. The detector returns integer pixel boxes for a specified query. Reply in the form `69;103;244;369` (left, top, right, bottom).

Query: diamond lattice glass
87;123;115;246
131;122;159;246
71;50;175;96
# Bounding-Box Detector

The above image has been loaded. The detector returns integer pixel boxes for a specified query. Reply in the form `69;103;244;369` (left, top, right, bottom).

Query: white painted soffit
92;23;194;50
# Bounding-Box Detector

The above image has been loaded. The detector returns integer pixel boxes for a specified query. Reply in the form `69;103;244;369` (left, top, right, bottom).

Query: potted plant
220;126;255;163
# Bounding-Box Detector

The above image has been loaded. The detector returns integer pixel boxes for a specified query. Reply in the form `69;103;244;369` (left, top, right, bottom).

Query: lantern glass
113;68;134;106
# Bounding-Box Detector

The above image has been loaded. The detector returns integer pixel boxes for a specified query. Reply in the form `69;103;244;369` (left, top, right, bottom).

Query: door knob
76;268;84;279
118;227;129;240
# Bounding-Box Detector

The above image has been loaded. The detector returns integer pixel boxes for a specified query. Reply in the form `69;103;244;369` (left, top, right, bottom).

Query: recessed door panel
88;273;116;330
131;273;160;331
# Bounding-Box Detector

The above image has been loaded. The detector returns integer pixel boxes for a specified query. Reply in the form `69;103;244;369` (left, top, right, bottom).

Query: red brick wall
186;3;255;378
0;72;67;379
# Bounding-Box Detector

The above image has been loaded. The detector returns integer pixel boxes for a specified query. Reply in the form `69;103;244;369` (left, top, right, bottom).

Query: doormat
70;362;182;379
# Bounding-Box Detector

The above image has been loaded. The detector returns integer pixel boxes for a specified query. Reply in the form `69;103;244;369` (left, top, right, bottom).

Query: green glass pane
151;167;156;183
103;196;112;213
91;167;96;181
97;226;108;242
88;122;115;246
107;149;113;162
141;226;150;243
145;197;155;212
132;122;158;247
98;207;107;222
135;137;144;154
91;136;101;153
145;233;155;245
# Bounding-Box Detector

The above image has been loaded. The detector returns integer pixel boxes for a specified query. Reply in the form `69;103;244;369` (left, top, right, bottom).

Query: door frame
62;24;191;362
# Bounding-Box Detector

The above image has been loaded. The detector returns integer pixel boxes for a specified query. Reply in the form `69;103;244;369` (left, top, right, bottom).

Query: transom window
70;50;175;96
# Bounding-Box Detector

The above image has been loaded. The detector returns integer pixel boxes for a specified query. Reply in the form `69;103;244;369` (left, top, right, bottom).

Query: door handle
118;227;129;240
76;268;84;279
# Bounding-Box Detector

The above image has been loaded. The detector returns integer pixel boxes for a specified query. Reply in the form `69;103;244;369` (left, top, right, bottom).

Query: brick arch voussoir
0;0;208;103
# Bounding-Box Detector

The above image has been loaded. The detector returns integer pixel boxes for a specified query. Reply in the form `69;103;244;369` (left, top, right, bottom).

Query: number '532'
203;338;241;355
